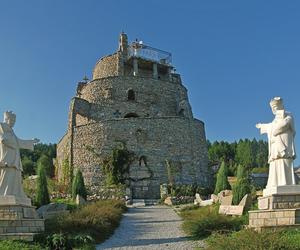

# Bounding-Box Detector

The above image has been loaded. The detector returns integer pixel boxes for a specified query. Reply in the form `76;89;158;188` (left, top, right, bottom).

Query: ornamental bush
72;169;87;200
214;161;231;194
35;163;50;207
232;165;251;205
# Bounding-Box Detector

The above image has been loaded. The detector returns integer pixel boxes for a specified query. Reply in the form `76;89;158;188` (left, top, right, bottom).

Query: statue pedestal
248;185;300;230
263;185;300;196
0;195;32;206
0;197;44;241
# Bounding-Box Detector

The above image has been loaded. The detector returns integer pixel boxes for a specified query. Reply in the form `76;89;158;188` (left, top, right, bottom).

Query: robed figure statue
256;97;296;195
0;111;39;205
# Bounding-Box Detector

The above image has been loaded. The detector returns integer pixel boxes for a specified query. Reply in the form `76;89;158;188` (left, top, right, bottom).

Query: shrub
45;233;94;250
214;161;231;194
37;154;54;177
102;144;135;185
251;167;269;174
45;200;127;242
236;164;247;179
206;229;300;250
35;163;50;207
72;169;87;200
232;165;251;205
181;204;245;239
232;178;251;205
169;184;212;197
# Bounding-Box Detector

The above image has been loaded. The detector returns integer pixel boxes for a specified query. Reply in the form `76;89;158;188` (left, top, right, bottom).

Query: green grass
0;240;44;250
206;229;300;250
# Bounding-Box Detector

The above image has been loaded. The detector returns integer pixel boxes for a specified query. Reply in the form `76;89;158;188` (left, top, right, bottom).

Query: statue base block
263;185;300;196
258;193;300;210
249;186;300;230
248;208;300;230
0;204;44;241
0;195;32;206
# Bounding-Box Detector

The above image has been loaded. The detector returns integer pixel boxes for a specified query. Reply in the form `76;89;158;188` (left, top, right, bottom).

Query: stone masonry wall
71;117;209;198
77;76;190;121
57;37;211;198
92;53;120;80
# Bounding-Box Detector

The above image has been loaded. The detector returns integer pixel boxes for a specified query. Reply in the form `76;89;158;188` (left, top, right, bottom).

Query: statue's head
270;97;284;115
4;111;16;128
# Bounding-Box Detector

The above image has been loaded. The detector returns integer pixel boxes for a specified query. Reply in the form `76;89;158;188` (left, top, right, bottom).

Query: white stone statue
256;97;297;196
0;111;39;205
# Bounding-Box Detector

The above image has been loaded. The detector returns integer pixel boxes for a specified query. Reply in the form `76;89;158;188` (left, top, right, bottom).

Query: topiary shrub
35;163;50;207
72;169;87;200
37;154;54;177
232;165;251;205
214;161;231;194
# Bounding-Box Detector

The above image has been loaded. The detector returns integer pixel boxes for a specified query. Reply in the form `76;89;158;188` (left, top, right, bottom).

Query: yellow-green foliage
181;204;245;239
46;200;127;242
0;240;43;250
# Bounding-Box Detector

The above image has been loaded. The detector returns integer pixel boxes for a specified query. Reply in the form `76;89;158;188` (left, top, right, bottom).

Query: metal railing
128;42;172;65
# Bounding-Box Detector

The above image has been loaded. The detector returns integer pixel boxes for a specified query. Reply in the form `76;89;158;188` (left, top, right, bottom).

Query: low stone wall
249;209;300;228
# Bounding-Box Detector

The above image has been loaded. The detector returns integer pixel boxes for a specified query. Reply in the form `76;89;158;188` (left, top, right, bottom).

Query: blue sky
1;1;300;161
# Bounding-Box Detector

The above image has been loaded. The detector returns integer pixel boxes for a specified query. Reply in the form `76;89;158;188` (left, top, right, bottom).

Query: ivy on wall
86;143;154;186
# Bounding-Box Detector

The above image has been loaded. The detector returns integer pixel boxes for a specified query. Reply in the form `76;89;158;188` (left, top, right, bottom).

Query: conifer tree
72;169;87;200
214;161;231;194
232;164;251;205
35;163;50;207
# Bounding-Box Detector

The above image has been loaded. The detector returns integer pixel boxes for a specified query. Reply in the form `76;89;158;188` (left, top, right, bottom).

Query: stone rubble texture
57;33;212;199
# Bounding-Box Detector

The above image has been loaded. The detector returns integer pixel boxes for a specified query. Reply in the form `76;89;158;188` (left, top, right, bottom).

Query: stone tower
57;33;211;199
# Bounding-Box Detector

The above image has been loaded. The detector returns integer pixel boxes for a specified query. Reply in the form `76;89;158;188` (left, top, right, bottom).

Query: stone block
249;212;258;219
258;197;269;210
277;217;291;225
220;195;233;206
271;211;284;218
284;210;295;217
258;212;271;219
265;218;277;226
219;205;244;216
239;194;252;209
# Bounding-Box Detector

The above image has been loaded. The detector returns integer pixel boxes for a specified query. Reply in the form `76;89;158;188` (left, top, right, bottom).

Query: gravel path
96;205;203;250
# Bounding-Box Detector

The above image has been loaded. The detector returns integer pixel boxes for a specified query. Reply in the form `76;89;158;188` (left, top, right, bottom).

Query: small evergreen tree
214;161;231;194
37;154;54;177
232;164;251;205
72;169;87;200
35;163;50;207
236;164;246;179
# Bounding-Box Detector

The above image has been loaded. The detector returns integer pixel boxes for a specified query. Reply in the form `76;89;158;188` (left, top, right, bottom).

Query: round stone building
57;33;211;199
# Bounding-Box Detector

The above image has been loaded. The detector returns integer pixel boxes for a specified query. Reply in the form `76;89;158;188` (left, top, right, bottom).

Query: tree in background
214;161;231;194
35;162;50;207
72;169;87;200
21;157;35;176
232;164;251;205
207;139;269;173
20;143;57;176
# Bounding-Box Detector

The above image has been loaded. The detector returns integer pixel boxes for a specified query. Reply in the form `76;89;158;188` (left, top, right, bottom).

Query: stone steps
132;199;160;207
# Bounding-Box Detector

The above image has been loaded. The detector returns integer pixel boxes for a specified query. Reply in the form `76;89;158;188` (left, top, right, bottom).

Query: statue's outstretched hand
256;123;262;129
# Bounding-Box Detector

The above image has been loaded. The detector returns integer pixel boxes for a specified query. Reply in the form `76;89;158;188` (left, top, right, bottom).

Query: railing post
153;63;158;79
